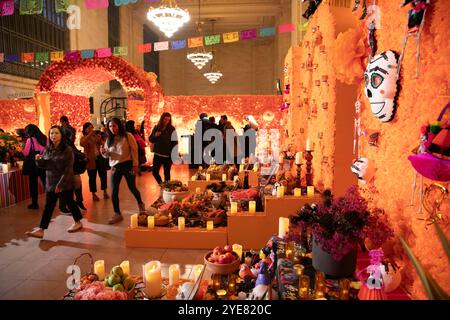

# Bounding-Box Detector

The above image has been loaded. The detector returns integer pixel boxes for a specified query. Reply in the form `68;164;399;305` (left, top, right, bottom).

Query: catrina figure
398;0;430;78
302;0;322;20
352;0;368;20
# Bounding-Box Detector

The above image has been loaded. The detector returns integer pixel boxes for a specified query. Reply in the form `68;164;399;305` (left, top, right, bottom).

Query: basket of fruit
103;265;136;300
73;253;99;286
161;180;189;203
204;245;241;275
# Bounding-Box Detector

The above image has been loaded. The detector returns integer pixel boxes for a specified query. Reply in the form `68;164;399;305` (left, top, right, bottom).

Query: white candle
120;261;130;276
191;175;197;181
94;260;105;280
222;173;227;181
178;217;185;231
195;187;201;194
206;173;211;181
207;221;214;231
2;164;8;173
278;217;290;238
277;186;285;198
130;214;138;228
193;265;204;283
169;264;180;286
294;188;302;197
232;244;243;261
249;201;256;213
306;139;311;151
295;152;303;165
144;261;162;298
239;164;244;172
307;186;314;197
253;163;258;172
230;202;238;214
147;216;155;229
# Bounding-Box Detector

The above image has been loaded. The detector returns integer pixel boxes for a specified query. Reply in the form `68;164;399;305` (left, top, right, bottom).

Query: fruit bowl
162;190;189;204
204;251;240;275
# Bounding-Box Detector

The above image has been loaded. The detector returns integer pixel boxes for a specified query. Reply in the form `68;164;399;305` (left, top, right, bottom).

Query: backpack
73;148;87;175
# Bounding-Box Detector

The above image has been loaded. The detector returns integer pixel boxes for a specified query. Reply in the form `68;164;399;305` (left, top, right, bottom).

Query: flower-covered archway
35;56;162;139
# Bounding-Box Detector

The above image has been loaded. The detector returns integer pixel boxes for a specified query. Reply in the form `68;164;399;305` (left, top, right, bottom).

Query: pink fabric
408;152;450;182
134;133;146;150
22;137;46;156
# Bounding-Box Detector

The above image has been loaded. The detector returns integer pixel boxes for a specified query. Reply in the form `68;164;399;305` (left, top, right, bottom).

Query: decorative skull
351;157;369;184
364;51;400;122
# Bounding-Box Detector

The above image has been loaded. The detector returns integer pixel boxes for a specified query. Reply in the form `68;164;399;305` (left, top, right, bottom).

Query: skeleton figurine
398;0;430;78
352;0;368;20
302;0;323;20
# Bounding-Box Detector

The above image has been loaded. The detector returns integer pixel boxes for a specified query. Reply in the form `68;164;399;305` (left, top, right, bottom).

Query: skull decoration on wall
351;157;370;184
364;51;400;122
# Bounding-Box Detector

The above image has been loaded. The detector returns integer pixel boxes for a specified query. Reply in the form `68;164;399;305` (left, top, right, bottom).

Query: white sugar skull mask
351;157;369;184
364;51;399;122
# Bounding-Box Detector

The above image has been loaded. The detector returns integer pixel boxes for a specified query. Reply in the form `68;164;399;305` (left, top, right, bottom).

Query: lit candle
191;175;197;181
194;265;204;283
94;260;105;280
195;187;201;194
299;275;310;299
206;173;211;181
306;139;311;151
216;289;227;299
293;264;305;277
147;216;155;229
222;173;227;181
239;164;244;172
294;188;301;197
207;221;214;231
286;249;293;259
230;202;238;214
278;217;290;238
178;217;185;231
232;244;243;261
120;261;130;276
307;186;314;197
144;261;162;298
339;278;350;300
253;163;258;172
277;186;285;198
168;264;180;286
295;152;303;165
248;201;256;213
130;214;138;228
2;164;8;173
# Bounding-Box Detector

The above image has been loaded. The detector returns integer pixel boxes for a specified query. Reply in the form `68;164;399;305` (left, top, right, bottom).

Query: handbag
22;139;39;176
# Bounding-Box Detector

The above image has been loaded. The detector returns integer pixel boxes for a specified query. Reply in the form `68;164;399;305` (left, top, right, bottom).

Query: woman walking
25;126;83;238
80;122;109;201
125;120;147;176
22;124;47;209
149;112;178;184
100;118;145;224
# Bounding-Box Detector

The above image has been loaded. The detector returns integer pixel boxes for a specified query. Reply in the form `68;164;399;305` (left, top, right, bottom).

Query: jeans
111;160;143;214
29;171;46;205
60;175;83;209
40;190;82;229
152;155;172;184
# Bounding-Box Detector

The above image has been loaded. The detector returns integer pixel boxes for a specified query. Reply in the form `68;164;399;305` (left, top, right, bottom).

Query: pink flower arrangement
74;281;127;300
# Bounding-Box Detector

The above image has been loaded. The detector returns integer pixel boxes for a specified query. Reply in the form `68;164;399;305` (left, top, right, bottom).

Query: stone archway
35;56;162;139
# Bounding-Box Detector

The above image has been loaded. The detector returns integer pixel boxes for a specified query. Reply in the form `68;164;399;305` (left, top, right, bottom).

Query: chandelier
204;62;223;84
186;0;212;69
147;0;190;38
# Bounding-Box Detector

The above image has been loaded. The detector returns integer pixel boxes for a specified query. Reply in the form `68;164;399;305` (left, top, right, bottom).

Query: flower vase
312;237;357;278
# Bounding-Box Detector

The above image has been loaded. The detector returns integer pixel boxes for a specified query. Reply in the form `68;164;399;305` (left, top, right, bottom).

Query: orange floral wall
356;0;450;299
0;100;38;133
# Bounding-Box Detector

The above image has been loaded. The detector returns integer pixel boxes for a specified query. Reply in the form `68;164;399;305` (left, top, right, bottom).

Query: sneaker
103;192;110;199
26;228;44;239
92;194;100;201
60;208;72;215
28;204;39;210
108;214;124;224
77;202;87;211
67;221;83;233
138;203;146;213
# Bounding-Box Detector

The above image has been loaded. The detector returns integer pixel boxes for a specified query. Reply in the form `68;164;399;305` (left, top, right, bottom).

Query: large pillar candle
144;261;162;298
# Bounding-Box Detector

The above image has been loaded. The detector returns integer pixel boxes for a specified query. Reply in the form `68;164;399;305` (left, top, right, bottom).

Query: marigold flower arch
35;56;162;138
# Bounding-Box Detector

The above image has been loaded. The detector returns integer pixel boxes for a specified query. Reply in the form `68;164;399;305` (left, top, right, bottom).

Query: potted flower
290;186;393;277
160;180;189;203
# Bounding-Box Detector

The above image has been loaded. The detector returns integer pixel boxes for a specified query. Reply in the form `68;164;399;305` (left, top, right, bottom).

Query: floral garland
0;133;23;163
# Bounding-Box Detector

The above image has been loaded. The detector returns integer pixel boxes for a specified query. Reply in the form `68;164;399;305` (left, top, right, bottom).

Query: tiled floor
0;165;208;300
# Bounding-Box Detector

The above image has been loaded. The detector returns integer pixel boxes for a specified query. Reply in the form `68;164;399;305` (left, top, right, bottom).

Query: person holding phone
101;118;145;224
25;126;83;238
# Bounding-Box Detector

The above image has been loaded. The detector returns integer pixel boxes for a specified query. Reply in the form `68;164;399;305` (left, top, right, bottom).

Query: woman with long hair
149;112;178;184
80;122;109;201
25;126;83;238
22;124;48;209
125;120;147;176
100;118;145;224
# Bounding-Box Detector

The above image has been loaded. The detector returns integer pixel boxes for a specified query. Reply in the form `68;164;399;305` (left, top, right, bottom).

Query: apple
111;266;124;277
223;245;233;253
225;252;234;262
207;256;215;262
213;246;222;255
218;254;228;264
211;253;220;263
